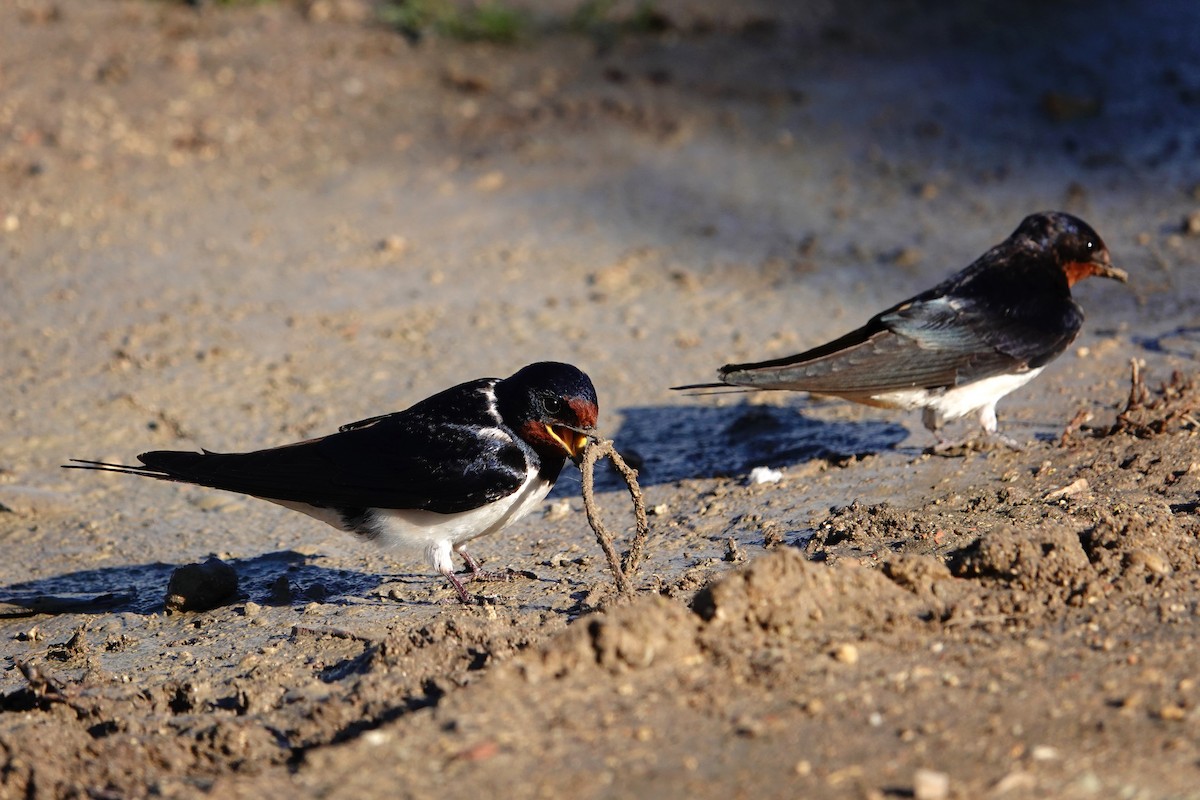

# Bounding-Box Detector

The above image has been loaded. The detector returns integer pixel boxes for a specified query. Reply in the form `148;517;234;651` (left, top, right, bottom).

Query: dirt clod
165;557;240;613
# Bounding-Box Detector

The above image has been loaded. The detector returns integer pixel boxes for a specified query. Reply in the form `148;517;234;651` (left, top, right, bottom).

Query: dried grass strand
579;439;650;599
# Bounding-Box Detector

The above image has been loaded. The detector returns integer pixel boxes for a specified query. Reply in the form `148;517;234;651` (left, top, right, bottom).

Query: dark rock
164;557;239;613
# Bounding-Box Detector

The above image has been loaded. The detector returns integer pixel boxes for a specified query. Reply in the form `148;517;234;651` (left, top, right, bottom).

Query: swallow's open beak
544;424;596;464
1091;247;1128;282
1066;250;1128;287
1092;261;1128;283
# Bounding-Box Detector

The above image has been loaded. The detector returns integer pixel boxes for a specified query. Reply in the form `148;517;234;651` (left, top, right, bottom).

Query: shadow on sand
0;550;388;618
567;400;908;493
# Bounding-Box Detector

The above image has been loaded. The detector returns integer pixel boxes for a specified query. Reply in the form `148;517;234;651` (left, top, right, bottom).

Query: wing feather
67;378;532;515
718;294;1081;397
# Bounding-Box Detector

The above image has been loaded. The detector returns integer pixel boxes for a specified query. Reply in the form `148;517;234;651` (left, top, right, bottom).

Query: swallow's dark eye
543;396;563;415
1086;240;1094;251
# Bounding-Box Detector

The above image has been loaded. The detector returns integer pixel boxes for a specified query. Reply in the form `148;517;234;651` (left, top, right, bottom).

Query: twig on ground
1058;407;1093;447
579;438;650;600
1110;361;1197;437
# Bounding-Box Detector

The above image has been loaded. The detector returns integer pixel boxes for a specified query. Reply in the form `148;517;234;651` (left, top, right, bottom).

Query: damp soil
2;1;1200;798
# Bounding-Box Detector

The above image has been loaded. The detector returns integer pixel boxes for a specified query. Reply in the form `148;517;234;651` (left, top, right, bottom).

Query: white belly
872;368;1043;432
373;469;553;572
269;467;553;575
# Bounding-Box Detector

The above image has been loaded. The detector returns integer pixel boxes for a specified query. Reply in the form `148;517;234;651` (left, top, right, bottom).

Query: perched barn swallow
676;212;1127;447
66;361;599;603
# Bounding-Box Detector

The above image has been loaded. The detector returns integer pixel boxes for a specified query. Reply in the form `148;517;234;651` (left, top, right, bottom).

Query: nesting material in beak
545;424;591;460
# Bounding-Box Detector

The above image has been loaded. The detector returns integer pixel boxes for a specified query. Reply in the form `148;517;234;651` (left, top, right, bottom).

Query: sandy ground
2;0;1199;797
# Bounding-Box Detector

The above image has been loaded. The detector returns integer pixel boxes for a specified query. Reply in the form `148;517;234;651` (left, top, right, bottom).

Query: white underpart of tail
871;368;1043;433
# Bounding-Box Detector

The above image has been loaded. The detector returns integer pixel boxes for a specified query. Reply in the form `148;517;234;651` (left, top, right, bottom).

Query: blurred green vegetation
167;0;669;46
378;0;529;44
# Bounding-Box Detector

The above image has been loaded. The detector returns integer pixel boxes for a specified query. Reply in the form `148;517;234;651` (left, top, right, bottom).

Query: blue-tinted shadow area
0;551;383;617
1134;325;1200;360
572;401;908;491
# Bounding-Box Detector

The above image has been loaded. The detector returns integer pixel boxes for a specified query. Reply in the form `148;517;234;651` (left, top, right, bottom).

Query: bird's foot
928;433;1023;456
990;432;1024;452
440;570;476;604
458;550;513;584
465;568;513;584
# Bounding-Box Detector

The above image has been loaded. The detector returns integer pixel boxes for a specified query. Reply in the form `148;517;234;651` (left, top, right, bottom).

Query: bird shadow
560;401;909;493
1134;325;1200;361
0;550;385;618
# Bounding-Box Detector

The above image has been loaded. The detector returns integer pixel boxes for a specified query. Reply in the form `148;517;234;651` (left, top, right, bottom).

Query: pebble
377;234;408;255
1030;745;1059;761
164;557;239;613
543;499;572;521
747;466;783;485
1157;704;1186;721
913;768;950;800
1044;478;1089;502
1183;210;1200;236
831;643;859;665
1124;549;1172;576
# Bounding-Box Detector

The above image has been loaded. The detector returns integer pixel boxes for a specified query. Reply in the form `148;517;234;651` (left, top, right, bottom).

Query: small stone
543;499;572;521
1157;704;1186;721
1031;745;1060;761
242;601;261;618
723;537;746;563
831;643;859;664
377;235;408;255
747;466;782;485
913;768;950;800
1044;478;1089;501
1123;549;1172;576
1183;211;1200;236
164;557;239;613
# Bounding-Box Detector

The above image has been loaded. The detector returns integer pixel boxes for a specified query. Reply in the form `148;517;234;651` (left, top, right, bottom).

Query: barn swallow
66;361;599;603
675;212;1127;448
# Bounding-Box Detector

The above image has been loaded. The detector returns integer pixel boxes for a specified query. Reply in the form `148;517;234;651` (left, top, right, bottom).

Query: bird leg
977;404;1023;451
439;568;474;604
988;431;1024;451
926;405;1023;453
923;409;968;454
457;549;512;584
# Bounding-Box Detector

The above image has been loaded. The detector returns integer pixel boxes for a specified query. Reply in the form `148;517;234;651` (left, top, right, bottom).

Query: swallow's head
1017;211;1128;287
497;361;599;465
